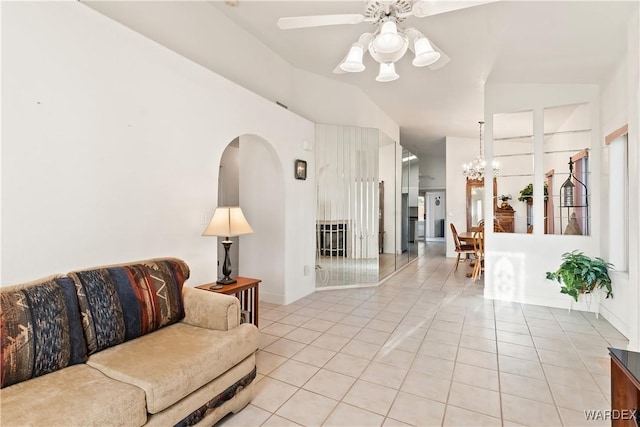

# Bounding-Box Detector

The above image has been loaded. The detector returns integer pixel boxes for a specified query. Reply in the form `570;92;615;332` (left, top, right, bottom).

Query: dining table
458;230;481;245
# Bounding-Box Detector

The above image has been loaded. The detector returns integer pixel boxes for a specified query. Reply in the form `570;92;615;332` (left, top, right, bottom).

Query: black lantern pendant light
558;156;589;235
560;158;585;207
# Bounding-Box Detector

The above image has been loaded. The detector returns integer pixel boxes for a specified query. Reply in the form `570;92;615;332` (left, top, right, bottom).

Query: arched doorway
217;134;285;303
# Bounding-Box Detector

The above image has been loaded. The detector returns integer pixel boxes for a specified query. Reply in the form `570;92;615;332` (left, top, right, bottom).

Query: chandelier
338;23;440;82
462;121;499;181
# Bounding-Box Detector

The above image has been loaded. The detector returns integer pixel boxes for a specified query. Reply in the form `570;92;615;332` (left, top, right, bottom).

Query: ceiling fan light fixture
369;37;408;64
373;19;405;53
412;37;441;67
340;42;366;72
375;62;399;82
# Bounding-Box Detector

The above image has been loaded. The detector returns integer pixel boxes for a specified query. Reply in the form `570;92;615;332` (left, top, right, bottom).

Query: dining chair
471;229;485;282
494;219;506;233
450;223;475;270
470;219;484;232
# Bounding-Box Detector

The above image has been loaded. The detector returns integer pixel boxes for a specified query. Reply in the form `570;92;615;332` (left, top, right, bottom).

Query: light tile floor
219;242;628;427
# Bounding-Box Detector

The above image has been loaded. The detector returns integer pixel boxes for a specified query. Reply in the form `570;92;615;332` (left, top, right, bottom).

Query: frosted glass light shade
373;20;404;54
412;37;441;67
561;178;575;206
376;62;399;82
203;207;253;237
369;37;409;64
340;43;365;72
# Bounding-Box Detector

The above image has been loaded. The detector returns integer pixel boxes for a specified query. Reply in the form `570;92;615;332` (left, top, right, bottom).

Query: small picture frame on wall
295;159;307;180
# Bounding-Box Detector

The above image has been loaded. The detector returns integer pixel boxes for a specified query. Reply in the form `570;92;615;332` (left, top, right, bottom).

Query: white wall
419;154;447;190
83;1;295;110
238;136;293;304
217;143;240;278
1;2;316;305
627;11;640;351
599;11;640;350
292;69;399;144
218;144;240;206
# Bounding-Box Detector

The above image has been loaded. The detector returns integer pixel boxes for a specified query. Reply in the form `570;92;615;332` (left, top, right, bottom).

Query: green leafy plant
545;250;613;302
518;183;549;202
498;194;512;202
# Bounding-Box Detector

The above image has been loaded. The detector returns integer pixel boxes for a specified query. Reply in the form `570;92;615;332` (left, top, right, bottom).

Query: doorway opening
424;190;446;242
217;134;285;303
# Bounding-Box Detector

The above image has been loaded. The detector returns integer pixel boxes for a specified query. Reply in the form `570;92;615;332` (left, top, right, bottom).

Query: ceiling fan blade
277;14;366;30
411;0;498;18
427;40;450;70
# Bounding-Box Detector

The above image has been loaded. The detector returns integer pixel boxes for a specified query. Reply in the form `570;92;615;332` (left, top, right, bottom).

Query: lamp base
216;276;237;285
217;240;236;286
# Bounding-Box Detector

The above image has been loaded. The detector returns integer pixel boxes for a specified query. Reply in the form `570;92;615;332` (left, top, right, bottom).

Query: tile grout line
315;285;418;425
440;296;469;427
377;284;436;424
523;303;567;426
260;291;357;425
493;298;505;427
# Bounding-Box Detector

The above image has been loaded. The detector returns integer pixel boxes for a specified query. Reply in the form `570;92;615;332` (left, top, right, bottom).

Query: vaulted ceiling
86;1;636;159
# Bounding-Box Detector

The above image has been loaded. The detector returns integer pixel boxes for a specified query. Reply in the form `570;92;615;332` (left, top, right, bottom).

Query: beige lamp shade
202;207;253;238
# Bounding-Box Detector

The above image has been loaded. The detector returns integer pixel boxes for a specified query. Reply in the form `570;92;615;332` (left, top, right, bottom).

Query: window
607;128;629;271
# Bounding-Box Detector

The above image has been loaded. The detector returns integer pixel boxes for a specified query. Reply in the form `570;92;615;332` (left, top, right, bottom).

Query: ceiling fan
277;0;496;82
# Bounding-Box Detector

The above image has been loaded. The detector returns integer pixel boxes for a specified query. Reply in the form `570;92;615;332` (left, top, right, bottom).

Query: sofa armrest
181;286;240;331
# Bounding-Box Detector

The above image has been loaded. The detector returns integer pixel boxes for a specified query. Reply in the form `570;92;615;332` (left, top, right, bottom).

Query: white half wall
483;83;604;314
1;2;316;305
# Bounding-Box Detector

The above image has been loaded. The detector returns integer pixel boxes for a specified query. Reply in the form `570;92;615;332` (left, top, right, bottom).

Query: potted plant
545;250;614;302
518;183;549;204
498;194;512;209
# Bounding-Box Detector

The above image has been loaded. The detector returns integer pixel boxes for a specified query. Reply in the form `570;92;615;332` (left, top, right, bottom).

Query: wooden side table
610;347;640;426
196;277;261;327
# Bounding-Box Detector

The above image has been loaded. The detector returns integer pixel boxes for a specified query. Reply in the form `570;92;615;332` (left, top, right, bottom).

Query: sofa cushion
0;364;147;426
87;322;258;414
145;354;256;427
69;258;189;355
1;276;87;388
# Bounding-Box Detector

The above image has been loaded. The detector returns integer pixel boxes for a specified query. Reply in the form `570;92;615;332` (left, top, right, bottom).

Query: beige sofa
0;258;259;426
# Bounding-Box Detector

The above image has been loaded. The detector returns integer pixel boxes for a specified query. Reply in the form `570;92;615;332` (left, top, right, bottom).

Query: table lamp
202;207;253;285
